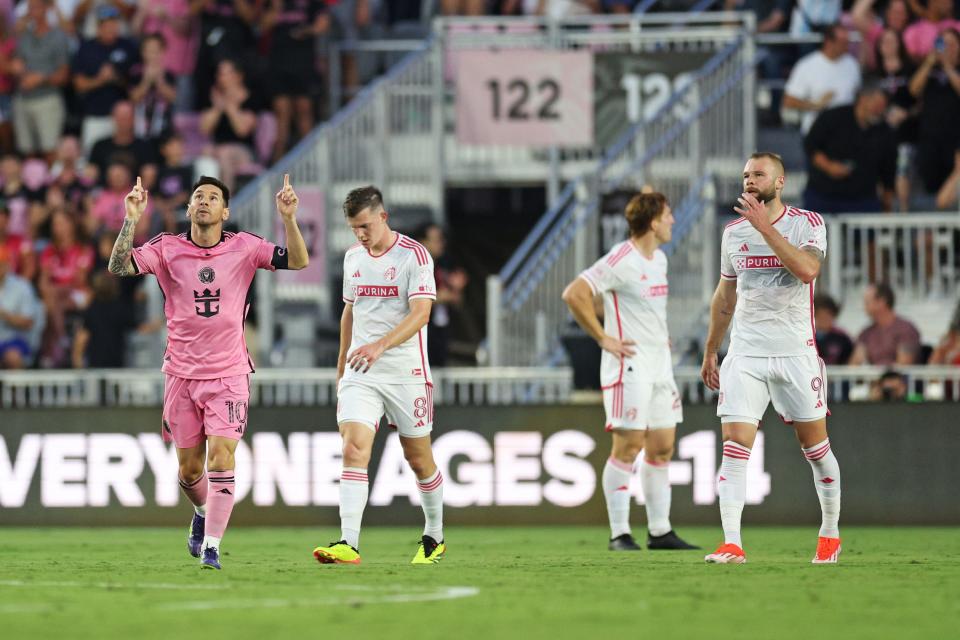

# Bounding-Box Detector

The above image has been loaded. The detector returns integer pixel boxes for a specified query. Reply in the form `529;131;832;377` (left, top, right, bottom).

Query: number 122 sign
455;50;593;146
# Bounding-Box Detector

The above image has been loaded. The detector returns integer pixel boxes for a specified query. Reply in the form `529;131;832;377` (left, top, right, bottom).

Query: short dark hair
814;293;840;316
822;23;846;43
870;282;895;309
142;32;167;49
624;192;668;237
343;185;384;218
192;176;230;206
749;151;786;176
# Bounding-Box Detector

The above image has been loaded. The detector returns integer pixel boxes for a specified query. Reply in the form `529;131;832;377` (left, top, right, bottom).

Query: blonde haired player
562;192;698;552
702;152;842;565
313;185;445;565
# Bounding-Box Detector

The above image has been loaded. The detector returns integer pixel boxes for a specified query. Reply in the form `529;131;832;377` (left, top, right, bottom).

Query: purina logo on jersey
355;285;399;298
736;255;783;270
198;267;215;284
384;266;397;281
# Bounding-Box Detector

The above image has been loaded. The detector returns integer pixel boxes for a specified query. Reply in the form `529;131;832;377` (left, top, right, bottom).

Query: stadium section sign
593;50;712;148
455;50;593;146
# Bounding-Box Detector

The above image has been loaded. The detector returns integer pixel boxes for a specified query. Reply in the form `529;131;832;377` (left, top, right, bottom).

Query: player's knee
645;446;673;464
206;446;235;471
403;449;433;477
178;459;204;483
611;442;641;464
342;439;371;467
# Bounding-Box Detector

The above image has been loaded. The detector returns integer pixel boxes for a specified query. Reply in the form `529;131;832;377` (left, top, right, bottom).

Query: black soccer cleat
647;530;700;550
608;533;642;551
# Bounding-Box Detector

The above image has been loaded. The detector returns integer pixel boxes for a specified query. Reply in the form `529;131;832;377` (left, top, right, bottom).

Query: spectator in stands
49;134;95;213
873;28;918;211
0;12;17;154
929;300;960;364
802;83;897;213
0;243;40;368
38;207;93;367
814;292;854;364
11;0;69;163
260;0;329;163
442;0;491;15
132;0;199;112
128;32;176;143
199;57;259;191
902;0;960;60
868;369;909;400
725;0;792;124
88;99;157;187
72;0;136;40
851;0;914;70
790;0;842;38
934;148;960;208
72;4;139;152
89;160;150;238
0;203;35;279
0;152;31;236
193;0;258;111
153;131;192;234
849;282;921;365
11;0;77;38
909;27;960;197
783;23;862;135
71;270;134;368
416;221;468;367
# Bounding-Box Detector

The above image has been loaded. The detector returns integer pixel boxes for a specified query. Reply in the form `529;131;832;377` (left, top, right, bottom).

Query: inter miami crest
198;266;216;284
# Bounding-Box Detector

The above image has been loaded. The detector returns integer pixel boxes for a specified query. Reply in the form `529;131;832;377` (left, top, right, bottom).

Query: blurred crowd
3;0;960;373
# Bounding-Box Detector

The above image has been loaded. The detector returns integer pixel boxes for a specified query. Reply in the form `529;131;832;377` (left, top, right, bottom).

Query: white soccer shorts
602;379;683;431
337;379;434;437
717;354;828;425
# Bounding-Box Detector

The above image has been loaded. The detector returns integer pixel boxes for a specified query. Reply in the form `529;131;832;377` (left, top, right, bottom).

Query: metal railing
0;368;572;409
486;34;756;366
826;213;960;301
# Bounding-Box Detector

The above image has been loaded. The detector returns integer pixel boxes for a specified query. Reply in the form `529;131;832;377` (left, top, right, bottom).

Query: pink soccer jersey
132;231;287;379
341;233;436;385
580;240;673;388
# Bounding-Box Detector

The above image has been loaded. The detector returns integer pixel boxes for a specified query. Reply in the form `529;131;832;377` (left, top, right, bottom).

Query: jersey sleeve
342;254;355;305
248;233;286;271
798;216;827;257
719;229;737;280
408;253;436;301
131;234;164;275
579;251;624;294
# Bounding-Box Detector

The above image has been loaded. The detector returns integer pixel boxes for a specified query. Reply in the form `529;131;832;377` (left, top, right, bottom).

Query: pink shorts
162;374;250;448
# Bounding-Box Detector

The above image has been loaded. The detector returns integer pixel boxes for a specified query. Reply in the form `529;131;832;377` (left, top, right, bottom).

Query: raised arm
108;177;148;276
275;174;309;269
736;192;822;283
701;278;738;389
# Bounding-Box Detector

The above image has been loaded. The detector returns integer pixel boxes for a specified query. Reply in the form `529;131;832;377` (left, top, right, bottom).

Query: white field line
156;586;481;610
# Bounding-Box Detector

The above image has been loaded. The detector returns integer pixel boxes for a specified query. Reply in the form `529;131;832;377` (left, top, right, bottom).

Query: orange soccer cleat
704;543;746;564
811;536;842;564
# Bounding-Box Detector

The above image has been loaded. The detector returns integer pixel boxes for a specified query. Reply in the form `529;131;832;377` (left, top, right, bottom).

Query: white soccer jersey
720;206;827;357
341;233;436;384
580;241;673;388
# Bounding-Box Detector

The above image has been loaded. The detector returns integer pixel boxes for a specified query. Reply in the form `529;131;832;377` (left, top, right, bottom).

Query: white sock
602;457;634;538
641;458;672;537
339;467;369;549
417;468;444;542
718;441;751;548
194;504;206;516
202;535;221;551
802;438;841;538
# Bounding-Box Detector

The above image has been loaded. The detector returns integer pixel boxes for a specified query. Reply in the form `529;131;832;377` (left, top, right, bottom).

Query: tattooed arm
109;177;148;277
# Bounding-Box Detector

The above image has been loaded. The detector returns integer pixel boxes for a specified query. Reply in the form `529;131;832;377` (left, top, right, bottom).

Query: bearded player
702;152;842;565
109;174;308;569
562;191;698;552
312;185;444;565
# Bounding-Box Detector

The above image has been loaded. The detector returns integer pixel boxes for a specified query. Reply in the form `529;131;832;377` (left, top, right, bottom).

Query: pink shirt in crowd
141;0;199;76
91;190;153;237
131;230;281;380
903;19;960;60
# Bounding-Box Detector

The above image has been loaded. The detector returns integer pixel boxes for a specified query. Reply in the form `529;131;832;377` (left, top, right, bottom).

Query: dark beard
750;186;777;204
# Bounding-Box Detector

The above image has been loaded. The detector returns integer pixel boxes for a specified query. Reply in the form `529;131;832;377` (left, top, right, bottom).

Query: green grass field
1;526;957;640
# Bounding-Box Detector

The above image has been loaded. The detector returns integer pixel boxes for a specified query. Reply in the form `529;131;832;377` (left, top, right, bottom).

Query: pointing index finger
136;176;142;189
283;174;290;188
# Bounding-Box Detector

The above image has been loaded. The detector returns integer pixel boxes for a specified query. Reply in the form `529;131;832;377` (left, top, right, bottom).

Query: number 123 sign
455;50;593;146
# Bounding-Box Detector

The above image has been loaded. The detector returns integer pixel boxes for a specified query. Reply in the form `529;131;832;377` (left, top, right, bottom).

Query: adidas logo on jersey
415;420;425;427
352;270;361;278
739;243;749;252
